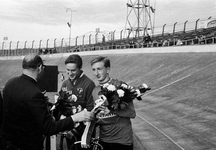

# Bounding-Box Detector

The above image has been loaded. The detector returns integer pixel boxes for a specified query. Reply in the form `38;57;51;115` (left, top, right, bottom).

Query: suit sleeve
28;92;75;136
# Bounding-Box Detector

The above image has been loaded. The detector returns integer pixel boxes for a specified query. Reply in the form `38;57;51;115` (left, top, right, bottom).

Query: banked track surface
0;46;216;150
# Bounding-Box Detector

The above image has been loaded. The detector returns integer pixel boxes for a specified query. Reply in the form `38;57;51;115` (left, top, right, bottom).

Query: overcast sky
0;0;216;45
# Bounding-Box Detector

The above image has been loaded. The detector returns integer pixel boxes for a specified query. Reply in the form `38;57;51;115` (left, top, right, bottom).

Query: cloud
0;0;67;25
0;0;126;26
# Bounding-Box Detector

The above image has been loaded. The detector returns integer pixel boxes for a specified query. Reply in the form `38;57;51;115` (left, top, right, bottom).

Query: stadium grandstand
1;16;216;56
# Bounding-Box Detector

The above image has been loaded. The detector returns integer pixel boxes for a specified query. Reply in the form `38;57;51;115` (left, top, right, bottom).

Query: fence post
32;40;34;54
120;30;123;40
54;38;56;48
162;24;166;36
95;33;98;44
183;20;188;33
9;41;12;56
1;42;4;53
173;22;177;35
113;30;116;41
24;41;27;49
195;18;200;31
61;38;64;53
17;41;19;56
46;39;49;49
32;40;34;49
82;35;85;45
89;34;92;45
39;40;42;49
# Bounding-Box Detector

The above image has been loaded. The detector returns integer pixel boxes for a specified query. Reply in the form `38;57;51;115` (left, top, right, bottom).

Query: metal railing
66;36;216;52
0;35;216;57
0;16;216;56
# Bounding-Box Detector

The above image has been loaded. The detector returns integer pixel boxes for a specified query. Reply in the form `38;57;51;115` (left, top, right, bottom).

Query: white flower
117;89;125;97
121;83;128;89
68;94;77;102
71;94;77;102
77;105;82;112
136;89;141;97
107;84;116;91
142;83;148;89
72;106;77;114
103;83;109;88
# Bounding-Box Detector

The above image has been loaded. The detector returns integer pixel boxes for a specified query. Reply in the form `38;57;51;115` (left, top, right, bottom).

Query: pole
66;8;76;47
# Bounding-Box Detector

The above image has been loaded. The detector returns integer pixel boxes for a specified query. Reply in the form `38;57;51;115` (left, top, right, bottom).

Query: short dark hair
65;54;82;69
22;54;43;69
90;56;110;68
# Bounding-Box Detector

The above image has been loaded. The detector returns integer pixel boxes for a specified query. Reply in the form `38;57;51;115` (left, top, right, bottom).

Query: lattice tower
124;0;156;38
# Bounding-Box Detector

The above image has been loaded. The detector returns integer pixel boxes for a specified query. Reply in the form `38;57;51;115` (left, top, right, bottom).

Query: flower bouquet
98;81;151;110
51;87;78;117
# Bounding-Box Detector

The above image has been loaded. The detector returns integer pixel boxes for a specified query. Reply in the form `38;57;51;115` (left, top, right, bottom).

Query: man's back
2;74;45;149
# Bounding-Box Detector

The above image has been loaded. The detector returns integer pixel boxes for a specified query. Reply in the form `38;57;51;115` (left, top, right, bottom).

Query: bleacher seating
1;21;216;57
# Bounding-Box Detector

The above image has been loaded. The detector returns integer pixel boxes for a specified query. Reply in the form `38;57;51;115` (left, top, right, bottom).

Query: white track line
136;114;185;150
136;60;216;150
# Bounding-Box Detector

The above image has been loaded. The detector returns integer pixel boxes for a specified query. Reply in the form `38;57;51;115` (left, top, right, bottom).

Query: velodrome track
1;44;216;150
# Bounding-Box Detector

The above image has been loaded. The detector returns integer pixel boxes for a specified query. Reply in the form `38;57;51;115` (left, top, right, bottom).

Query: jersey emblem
77;87;83;95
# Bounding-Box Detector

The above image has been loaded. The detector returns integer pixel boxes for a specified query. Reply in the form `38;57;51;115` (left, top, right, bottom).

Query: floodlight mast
125;0;156;39
66;8;76;47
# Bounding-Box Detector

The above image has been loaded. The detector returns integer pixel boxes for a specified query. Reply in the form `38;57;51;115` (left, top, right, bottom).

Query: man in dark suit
0;54;94;150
